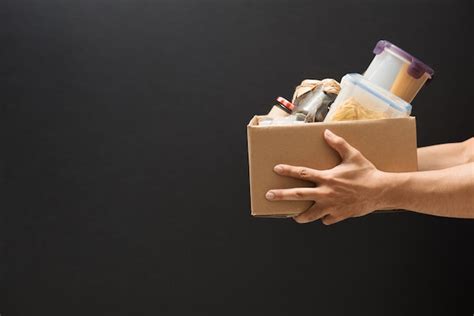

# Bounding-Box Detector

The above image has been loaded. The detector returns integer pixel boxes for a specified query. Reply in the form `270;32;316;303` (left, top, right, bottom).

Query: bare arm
418;137;474;171
382;163;474;218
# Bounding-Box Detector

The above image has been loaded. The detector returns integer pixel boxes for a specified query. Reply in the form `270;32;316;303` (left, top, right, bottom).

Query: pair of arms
265;129;474;224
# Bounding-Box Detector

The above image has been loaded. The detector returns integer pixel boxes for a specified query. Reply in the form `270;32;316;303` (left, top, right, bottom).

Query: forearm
417;138;474;171
381;163;474;218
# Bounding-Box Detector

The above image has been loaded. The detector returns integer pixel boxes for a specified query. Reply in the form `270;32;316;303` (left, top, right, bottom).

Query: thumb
324;129;358;160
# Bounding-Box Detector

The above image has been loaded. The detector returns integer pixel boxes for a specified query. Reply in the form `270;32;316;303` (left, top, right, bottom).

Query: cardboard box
247;116;418;217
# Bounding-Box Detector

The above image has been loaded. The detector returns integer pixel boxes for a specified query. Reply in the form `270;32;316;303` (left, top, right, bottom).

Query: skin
265;129;474;225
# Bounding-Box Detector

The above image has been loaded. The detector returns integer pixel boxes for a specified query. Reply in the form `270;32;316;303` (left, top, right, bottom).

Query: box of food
247;116;418;217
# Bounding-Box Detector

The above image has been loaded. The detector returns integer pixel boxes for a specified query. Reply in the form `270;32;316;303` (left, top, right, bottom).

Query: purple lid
373;40;435;80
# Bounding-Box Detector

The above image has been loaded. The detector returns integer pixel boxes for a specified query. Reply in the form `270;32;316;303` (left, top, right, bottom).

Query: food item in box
324;73;412;122
258;113;306;126
292;78;341;101
267;97;295;119
364;40;434;103
331;97;388;121
291;79;341;122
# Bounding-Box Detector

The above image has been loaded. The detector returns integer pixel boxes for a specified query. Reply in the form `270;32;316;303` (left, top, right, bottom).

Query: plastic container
324;73;412;122
364;40;434;103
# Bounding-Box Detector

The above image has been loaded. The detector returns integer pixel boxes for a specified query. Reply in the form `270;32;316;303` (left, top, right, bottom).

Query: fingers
293;203;329;224
324;129;359;161
273;164;324;182
293;201;353;225
265;187;322;201
321;214;346;225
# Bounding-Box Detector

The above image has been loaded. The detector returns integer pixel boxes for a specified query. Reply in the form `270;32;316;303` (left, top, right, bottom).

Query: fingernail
274;165;283;173
324;129;334;138
265;191;275;200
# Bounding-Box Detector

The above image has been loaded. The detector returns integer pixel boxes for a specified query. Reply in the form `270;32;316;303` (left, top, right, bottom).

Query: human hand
265;129;388;225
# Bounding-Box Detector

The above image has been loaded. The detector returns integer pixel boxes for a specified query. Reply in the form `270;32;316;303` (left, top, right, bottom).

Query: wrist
377;171;409;210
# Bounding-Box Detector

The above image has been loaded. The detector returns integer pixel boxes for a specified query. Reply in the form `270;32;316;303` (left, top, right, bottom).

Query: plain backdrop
1;0;473;315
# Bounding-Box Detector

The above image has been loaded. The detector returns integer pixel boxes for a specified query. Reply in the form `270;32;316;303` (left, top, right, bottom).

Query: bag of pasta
324;73;412;122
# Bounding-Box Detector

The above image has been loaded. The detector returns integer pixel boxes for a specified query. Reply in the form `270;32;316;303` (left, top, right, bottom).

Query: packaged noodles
331;97;388;121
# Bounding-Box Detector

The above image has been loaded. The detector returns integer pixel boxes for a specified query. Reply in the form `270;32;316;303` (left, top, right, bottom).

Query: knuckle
317;172;329;182
322;175;335;185
333;137;344;146
326;188;337;197
348;149;362;161
298;168;310;178
353;150;362;159
294;189;306;198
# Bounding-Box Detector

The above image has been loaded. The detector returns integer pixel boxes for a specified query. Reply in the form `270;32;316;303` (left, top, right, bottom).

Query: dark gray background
1;0;473;315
